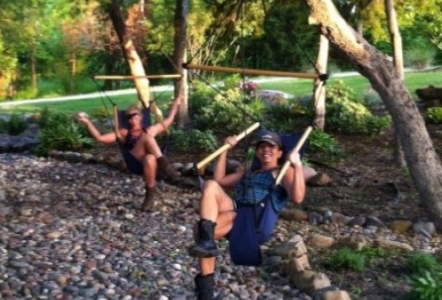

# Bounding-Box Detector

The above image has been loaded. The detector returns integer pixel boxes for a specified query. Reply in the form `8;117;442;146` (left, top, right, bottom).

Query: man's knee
141;132;155;143
142;154;156;166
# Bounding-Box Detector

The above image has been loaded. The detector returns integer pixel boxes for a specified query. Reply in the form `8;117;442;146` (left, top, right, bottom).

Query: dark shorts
120;149;144;176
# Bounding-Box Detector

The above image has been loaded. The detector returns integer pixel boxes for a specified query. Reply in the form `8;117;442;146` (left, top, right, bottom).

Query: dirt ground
285;123;442;300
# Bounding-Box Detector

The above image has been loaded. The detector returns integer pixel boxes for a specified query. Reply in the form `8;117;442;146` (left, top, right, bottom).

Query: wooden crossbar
183;63;318;79
94;74;182;80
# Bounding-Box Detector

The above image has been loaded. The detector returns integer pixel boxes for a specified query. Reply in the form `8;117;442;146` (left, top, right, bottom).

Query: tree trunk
385;0;406;168
70;52;76;94
108;0;150;107
303;0;442;230
312;34;329;130
31;46;37;92
173;0;190;128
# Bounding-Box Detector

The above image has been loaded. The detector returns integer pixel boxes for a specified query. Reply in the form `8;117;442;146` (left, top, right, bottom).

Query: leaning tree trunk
173;0;190;128
108;0;150;107
303;0;442;230
385;0;406;168
312;34;329;130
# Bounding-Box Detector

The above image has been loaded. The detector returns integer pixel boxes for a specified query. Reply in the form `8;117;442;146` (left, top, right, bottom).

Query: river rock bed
0;153;318;300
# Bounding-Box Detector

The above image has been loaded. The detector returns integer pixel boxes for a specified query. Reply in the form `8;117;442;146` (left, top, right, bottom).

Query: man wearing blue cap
188;130;306;299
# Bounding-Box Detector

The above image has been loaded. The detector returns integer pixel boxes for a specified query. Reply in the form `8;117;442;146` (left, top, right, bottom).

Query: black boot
194;273;215;300
156;156;180;180
188;219;219;258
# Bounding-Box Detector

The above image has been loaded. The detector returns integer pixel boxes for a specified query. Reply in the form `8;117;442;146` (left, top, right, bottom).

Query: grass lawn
0;91;174;116
0;70;440;116
258;71;441;99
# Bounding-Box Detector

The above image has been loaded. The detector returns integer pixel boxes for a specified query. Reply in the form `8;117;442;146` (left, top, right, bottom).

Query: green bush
427;107;442;124
188;80;218;118
407;271;442;300
406;252;441;276
171;129;218;153
362;89;383;109
325;81;392;135
307;129;341;158
263;99;312;133
404;37;436;70
190;80;265;133
0;114;28;135
35;122;93;156
91;107;112;123
36;107;54;129
359;246;388;266
34;110;92;156
327;247;366;272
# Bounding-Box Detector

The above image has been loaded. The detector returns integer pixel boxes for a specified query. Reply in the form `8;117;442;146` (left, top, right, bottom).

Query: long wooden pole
183;63;318;79
197;122;261;170
94;74;182;80
113;105;123;142
275;126;313;186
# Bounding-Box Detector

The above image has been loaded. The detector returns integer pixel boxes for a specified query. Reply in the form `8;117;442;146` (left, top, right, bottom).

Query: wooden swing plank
183;64;318;79
94;74;182;80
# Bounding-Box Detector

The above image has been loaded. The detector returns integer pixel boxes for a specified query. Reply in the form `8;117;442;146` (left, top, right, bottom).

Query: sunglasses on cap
126;112;141;120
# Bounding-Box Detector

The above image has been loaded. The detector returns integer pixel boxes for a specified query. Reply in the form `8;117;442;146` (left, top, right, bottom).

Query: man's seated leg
131;133;180;180
141;153;157;212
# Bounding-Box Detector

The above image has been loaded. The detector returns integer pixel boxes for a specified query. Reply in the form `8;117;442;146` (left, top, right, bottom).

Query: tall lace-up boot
188;219;219;258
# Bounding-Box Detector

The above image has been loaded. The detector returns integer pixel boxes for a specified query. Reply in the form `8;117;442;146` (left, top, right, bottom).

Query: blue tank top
124;131;142;150
234;169;288;213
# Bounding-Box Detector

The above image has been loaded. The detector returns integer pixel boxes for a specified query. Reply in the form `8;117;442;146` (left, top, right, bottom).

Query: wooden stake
94;74;182;80
197;122;261;170
183;64;318;79
275;126;313;186
113;106;123;142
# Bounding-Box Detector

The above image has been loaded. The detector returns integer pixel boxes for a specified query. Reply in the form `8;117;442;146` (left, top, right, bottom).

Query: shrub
362;89;383;109
35;122;93;156
34;110;92;156
407;271;442;300
0;114;28;135
404;37;436;70
427;107;442;124
194;86;265;134
359;246;388;266
171;129;218;153
307;129;340;157
91;107;112;123
263;99;312;133
406;252;441;276
327;247;366;272
188;80;218;118
325;81;392;135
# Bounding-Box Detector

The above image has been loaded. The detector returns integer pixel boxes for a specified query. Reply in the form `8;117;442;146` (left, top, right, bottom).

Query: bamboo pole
197;122;261;170
113;106;123;142
183;63;318;79
94;74;182;80
275;126;313;186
